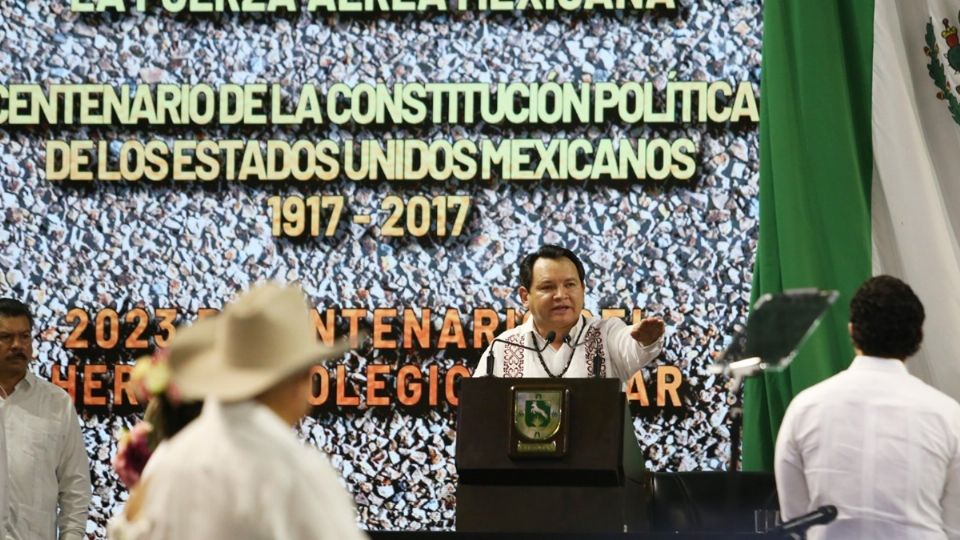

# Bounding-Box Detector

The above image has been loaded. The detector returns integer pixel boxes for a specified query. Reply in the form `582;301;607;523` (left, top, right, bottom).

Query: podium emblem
510;386;569;457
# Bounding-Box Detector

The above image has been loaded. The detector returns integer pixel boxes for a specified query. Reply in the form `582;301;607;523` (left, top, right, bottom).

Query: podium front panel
455;377;625;486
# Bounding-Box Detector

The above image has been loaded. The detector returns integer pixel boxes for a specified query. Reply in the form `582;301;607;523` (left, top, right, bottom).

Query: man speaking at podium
474;245;665;381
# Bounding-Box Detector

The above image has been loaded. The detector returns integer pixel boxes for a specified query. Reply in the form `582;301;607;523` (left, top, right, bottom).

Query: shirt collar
849;355;909;374
1;372;34;402
527;315;586;346
204;398;297;441
11;371;34;392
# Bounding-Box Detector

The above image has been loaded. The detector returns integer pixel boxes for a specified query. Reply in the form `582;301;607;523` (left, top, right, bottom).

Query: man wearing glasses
0;298;90;540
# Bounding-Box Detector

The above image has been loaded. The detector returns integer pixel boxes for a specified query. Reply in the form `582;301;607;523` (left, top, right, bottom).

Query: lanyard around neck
531;317;587;379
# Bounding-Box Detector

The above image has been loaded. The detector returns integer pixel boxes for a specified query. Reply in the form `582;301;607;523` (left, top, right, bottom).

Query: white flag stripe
872;0;960;402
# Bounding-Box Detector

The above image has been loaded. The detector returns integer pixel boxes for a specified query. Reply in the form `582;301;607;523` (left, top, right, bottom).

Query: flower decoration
113;347;177;489
130;348;173;404
112;421;154;488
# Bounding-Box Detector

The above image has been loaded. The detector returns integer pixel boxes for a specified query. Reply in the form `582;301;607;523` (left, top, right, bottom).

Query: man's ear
519;287;529;309
848;322;862;355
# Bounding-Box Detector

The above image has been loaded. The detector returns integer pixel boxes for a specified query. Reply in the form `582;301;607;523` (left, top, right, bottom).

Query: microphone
773;505;838;537
484;331;556;377
540;331;558;349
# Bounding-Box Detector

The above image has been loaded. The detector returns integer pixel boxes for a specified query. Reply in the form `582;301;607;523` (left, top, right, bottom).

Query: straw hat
172;282;348;402
166;316;219;401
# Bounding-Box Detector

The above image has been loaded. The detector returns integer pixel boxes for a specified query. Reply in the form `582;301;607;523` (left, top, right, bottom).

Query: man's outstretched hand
629;317;665;346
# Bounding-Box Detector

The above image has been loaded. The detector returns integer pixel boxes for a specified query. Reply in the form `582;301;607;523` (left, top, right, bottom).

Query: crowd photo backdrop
0;0;761;535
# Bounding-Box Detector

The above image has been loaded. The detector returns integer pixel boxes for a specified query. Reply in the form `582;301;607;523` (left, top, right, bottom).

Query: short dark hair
519;245;586;290
0;298;32;328
850;275;924;359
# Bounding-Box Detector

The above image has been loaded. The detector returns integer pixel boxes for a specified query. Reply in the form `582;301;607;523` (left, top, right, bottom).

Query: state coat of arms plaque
509;385;570;458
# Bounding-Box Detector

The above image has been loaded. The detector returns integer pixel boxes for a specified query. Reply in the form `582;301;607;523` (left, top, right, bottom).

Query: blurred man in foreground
130;283;364;539
775;276;960;539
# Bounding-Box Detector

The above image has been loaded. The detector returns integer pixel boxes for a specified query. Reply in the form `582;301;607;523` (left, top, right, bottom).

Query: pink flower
113;421;154;488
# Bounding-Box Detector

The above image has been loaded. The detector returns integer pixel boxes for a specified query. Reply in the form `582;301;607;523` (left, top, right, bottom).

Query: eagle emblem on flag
924;16;960;125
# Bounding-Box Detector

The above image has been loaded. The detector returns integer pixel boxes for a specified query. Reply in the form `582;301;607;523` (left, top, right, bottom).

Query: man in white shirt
131;283;365;540
474;244;665;381
0;298;91;540
775;276;960;540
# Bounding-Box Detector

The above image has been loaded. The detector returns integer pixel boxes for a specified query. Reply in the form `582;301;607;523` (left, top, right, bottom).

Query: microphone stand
710;289;838;534
711;353;763;527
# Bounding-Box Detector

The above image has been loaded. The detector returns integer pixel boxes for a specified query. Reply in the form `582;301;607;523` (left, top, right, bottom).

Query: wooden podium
455;377;650;532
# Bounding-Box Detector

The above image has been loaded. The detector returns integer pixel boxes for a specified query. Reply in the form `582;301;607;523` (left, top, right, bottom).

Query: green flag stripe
742;0;875;471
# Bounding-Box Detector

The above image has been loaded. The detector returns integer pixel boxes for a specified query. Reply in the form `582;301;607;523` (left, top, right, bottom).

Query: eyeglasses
0;332;32;346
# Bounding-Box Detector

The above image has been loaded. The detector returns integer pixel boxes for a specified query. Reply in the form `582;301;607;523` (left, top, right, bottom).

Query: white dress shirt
775;356;960;540
474;315;663;382
2;372;91;540
117;399;367;540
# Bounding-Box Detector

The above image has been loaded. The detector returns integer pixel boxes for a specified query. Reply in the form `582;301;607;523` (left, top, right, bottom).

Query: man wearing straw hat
108;315;222;539
132;282;364;539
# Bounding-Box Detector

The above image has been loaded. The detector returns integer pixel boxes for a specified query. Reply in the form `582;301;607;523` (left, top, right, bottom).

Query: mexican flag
742;0;960;471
